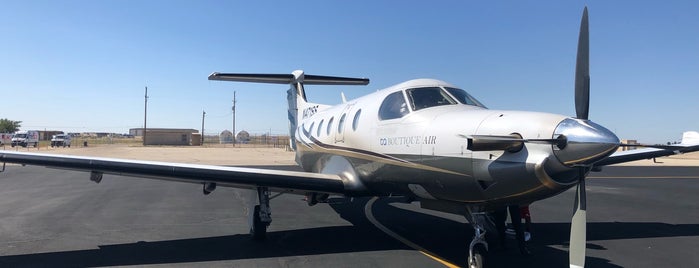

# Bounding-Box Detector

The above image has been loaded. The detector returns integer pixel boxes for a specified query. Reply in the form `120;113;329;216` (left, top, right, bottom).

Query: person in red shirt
492;205;531;256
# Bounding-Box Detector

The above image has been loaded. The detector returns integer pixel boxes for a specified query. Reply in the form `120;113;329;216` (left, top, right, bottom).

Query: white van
11;130;39;147
51;134;72;148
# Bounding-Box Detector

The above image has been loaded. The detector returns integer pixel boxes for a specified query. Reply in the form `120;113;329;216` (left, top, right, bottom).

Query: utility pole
143;86;148;146
201;110;206;146
232;91;236;147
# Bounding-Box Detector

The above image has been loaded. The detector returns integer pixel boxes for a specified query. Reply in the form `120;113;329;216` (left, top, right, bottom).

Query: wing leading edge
596;131;699;166
595;144;699;166
0;151;349;194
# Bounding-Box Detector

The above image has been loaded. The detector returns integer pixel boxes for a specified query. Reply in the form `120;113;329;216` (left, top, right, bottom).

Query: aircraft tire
469;244;486;268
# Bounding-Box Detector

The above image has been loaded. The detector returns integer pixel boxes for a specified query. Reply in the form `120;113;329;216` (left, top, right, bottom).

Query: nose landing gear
467;212;489;268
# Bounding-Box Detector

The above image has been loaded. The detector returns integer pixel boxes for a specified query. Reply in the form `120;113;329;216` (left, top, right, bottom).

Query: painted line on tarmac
364;197;459;268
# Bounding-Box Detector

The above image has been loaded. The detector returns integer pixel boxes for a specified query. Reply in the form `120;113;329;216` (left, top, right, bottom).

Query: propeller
570;7;590;268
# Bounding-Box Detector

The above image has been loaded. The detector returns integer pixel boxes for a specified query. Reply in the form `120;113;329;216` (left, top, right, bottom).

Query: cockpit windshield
445;87;486;108
379;86;487;120
406;87;456;111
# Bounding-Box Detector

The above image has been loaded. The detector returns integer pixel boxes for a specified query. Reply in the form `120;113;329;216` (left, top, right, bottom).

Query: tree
0;118;22;133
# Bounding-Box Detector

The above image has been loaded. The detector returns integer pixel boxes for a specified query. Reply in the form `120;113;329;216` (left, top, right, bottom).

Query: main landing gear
250;187;272;240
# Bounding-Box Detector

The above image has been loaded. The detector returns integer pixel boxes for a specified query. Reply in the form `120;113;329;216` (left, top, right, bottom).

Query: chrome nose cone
552;118;620;166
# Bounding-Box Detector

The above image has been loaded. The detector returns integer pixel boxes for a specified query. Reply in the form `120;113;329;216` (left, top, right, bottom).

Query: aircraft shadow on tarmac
361;197;699;267
1;197;697;267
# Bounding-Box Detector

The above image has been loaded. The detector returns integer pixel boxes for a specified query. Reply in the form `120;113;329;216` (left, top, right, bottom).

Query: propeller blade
574;7;590;120
570;9;592;267
570;171;587;268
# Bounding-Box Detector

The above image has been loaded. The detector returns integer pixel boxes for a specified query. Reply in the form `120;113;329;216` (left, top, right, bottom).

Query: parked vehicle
11;130;39;148
51;134;72;148
0;133;12;146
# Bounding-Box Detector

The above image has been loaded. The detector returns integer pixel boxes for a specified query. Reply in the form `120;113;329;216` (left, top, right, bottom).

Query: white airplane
680;131;699;145
604;130;699;165
1;7;697;268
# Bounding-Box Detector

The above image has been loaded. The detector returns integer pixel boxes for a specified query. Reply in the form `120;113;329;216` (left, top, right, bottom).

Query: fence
201;133;291;149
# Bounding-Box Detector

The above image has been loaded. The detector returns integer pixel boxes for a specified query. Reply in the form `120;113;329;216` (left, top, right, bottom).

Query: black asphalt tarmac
0;165;697;267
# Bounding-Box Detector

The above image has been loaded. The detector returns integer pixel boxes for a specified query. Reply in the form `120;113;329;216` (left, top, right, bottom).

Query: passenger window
406;87;456;111
338;114;346;133
327;117;334;135
352;109;361;131
379;91;410;120
317;119;324;136
309;122;315;136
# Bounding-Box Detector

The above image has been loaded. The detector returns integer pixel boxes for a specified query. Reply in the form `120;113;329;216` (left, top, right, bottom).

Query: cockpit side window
406;87;456;111
445;87;487;108
378;91;410;120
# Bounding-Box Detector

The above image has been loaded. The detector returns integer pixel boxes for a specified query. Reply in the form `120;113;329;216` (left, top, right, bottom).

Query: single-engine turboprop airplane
1;7;698;268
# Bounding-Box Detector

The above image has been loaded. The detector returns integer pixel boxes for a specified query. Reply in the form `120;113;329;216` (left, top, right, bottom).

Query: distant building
236;130;251;144
220;130;234;144
620;139;638;151
81;132;111;138
191;133;202;146
129;128;199;145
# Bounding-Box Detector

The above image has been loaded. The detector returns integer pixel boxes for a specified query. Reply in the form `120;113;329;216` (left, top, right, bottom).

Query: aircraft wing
0;151;349;194
595;144;699;166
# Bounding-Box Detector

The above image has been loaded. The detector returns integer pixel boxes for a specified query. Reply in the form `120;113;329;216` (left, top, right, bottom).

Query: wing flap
1;151;347;194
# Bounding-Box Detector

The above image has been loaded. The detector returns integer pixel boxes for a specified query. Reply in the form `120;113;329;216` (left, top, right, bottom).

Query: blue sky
1;1;697;144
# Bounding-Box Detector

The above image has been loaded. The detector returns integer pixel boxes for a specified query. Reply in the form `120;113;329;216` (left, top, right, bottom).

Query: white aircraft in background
679;131;699;145
2;7;697;268
605;131;699;165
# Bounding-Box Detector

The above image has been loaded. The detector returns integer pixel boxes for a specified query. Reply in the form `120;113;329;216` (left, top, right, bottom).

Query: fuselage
293;79;618;208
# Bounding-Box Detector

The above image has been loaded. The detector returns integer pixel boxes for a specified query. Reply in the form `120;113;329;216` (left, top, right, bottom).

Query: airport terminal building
129;128;199;146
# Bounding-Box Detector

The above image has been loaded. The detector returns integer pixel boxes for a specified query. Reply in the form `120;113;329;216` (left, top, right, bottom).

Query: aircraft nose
552;118;620;166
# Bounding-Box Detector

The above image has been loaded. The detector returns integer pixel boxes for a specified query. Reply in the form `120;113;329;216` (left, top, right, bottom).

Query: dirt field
1;144;296;166
2;143;698;166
